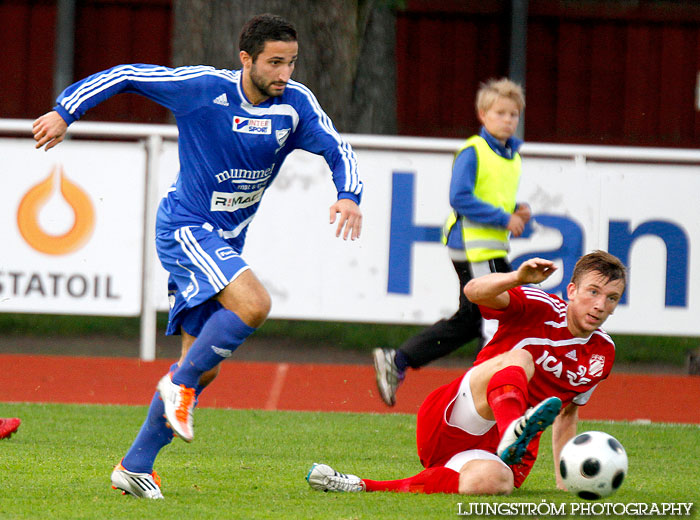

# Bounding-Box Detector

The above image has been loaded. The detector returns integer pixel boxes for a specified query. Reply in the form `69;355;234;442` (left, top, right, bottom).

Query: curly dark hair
239;13;297;62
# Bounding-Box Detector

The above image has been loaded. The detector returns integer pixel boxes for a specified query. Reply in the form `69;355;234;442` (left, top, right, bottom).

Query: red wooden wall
73;0;172;123
396;2;512;139
1;0;57;120
0;0;171;123
397;0;700;147
2;1;699;146
525;1;700;147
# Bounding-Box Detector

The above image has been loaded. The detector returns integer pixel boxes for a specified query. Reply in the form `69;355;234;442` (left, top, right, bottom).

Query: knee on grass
458;460;514;495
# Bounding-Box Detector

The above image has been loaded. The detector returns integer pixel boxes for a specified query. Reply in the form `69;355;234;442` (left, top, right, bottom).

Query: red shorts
416;373;499;468
415;371;542;488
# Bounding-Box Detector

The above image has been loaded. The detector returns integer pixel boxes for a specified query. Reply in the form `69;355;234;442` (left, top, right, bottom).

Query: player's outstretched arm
552;403;578;490
329;198;362;241
464;257;557;309
33;111;68;151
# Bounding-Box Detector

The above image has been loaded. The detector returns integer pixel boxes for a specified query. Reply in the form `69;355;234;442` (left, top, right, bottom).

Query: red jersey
476;286;616;408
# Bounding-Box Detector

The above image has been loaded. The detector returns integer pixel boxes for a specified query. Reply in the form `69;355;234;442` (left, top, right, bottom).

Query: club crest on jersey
589;354;606;377
276;128;291;147
233;116;271;134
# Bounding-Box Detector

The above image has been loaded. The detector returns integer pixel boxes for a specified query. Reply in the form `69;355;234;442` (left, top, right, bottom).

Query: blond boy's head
475;78;525;115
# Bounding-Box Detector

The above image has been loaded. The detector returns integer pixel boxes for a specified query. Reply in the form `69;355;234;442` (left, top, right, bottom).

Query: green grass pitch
0;403;697;519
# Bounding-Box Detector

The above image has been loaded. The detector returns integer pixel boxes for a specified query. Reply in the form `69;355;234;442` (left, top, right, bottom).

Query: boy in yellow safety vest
374;78;531;407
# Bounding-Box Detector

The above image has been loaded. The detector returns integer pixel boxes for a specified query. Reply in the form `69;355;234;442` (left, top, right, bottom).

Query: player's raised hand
516;258;557;284
329;198;362;241
33;111;68;151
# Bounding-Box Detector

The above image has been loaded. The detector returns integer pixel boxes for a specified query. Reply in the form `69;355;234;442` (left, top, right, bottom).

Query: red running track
1;354;698;424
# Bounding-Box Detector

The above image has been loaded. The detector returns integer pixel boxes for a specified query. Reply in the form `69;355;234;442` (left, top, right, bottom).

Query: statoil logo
16;165;95;255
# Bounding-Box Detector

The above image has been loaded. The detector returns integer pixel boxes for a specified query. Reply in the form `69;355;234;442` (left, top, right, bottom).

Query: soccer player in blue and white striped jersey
33;13;363;499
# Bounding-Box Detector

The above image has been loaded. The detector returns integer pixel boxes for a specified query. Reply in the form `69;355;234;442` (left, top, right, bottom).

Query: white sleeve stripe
524;293;566;313
62;64;224;110
287;81;360;195
62;64;214;111
510;336;592;351
64;68;233;114
342;140;360;193
522;287;566;307
592;330;615;347
544;320;568;328
295;84;356;191
62;65;236;114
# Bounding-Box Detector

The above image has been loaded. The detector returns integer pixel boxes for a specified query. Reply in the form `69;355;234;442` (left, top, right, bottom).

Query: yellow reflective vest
442;135;521;262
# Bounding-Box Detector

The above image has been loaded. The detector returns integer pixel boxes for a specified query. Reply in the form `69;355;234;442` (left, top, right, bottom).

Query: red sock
486;365;529;435
363;467;459;494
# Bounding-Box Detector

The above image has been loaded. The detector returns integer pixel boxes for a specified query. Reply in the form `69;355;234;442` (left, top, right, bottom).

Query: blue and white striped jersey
53;63;363;248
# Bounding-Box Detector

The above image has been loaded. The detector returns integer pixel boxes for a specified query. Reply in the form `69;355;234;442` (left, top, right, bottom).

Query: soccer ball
559;431;628;500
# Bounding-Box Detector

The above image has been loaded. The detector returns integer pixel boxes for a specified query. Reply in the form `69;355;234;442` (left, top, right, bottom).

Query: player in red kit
307;251;626;495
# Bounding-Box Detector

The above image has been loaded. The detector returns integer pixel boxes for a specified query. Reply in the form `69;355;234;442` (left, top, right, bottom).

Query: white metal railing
0;118;179;140
5;119;700;161
3;118;700;360
348;133;700;163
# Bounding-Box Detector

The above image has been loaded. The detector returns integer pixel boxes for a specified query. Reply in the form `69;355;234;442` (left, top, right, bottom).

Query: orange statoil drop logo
17;165;95;255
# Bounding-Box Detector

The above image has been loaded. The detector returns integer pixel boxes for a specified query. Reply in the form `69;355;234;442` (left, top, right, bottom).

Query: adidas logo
565;349;578;361
213;93;229;106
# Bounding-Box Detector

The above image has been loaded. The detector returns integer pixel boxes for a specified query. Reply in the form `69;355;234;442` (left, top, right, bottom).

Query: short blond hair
475;78;525;114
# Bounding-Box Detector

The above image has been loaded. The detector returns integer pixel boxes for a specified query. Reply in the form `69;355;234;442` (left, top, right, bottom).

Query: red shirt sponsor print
476;286;615;408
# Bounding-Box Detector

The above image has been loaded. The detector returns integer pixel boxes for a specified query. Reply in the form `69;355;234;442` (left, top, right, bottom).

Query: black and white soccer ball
559;431;628;500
